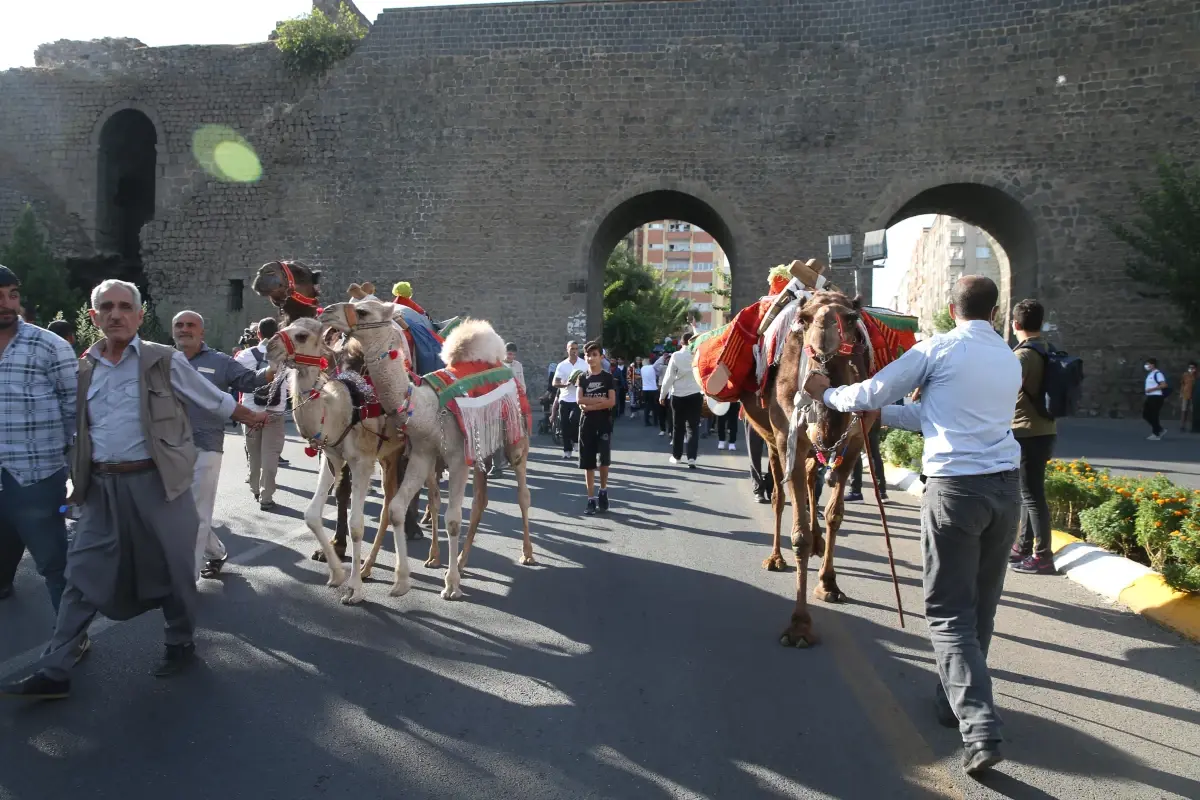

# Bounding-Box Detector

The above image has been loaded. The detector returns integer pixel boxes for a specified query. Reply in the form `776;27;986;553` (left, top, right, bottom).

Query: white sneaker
658;431;665;436
717;441;726;450
1147;434;1162;441
727;443;736;452
688;459;697;469
669;456;679;464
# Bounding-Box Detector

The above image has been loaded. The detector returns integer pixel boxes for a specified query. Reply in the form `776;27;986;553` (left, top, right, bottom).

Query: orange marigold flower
1154;521;1163;528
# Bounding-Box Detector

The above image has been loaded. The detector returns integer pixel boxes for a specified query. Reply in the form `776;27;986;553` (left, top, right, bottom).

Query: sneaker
563;451;573;459
597;491;609;513
717;441;726;450
962;741;1004;775
1008;544;1030;565
845;491;864;502
669;456;679;464
0;671;70;700
727;443;736;452
278;457;289;465
584;498;597;516
688;459;697;469
260;500;277;512
1147;433;1162;441
1012;554;1056;575
658;431;665;437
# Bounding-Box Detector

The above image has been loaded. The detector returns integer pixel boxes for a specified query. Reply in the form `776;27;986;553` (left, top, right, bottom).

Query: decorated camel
319;299;535;601
263;317;415;603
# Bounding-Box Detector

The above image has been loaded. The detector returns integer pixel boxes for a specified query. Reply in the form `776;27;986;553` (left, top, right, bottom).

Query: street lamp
828;230;888;296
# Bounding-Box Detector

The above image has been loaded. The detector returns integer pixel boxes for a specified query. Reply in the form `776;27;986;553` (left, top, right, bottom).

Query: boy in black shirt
577;340;616;515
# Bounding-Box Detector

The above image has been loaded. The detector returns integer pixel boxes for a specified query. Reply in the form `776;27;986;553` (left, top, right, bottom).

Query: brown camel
741;290;878;647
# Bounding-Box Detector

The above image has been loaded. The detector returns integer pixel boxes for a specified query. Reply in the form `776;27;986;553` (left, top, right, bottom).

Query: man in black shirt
577;341;616;515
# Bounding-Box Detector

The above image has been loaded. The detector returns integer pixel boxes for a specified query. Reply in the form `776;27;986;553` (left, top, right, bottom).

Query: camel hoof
441;586;463;601
762;554;789;572
778;631;817;648
519;555;537;566
327;570;346;588
424;558;441;569
340;587;366;605
360;565;374;580
389;580;411;598
814;586;847;604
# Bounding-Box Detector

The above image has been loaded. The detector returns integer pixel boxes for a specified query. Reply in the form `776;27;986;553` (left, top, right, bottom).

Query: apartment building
628;221;730;332
897;216;1010;336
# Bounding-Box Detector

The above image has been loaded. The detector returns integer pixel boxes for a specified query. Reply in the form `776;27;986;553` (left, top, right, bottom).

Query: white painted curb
882;463;924;498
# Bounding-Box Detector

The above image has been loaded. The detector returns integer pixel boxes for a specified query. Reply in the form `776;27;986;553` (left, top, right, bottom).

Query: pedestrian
553;341;584;458
660;332;703;468
612;357;628;420
1007;299;1058;575
716;400;740;451
486;342;526;477
629;357;642;415
639;353;658;427
0;265;77;611
805;276;1021;775
173;310;273;579
1179;362;1195;433
576;341;615;515
234;317;289;509
654;351;671;437
1143;357;1168;441
0;280;268;700
847;416;887;502
744;412;772;504
47;319;76;348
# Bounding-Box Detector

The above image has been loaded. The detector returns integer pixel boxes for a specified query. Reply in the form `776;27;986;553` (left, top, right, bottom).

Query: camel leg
814;459;853;603
312;461;351;562
441;462;468;601
424;469;442;568
511;438;535;566
808;457;825;558
762;448;789;571
340;457;373;605
458;466;489;574
306;454;346;587
387;450;433;598
361;456;397;580
780;438;819;648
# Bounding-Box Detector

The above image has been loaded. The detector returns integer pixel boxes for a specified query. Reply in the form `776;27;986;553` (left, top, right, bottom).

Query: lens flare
192;125;262;183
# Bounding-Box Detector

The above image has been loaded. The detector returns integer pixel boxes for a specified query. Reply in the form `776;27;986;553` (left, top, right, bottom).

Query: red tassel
316;307;324;315
309;389;320;400
304;446;318;458
319;357;328;369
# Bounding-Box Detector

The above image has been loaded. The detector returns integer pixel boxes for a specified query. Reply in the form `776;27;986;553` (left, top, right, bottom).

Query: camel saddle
422;361;532;467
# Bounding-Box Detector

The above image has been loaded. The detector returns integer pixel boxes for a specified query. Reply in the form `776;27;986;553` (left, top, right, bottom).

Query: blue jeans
0;468;69;613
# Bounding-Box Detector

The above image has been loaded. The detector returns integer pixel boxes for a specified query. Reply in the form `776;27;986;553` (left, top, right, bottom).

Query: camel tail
439;318;506;366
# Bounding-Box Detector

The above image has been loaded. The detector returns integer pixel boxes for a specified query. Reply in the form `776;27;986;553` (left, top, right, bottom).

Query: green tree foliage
1108;158;1200;341
711;266;732;312
274;2;368;76
1;204;81;324
602;243;690;360
932;307;954;333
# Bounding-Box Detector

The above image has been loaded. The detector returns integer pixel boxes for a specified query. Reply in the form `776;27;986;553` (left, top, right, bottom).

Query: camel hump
439;318;506;368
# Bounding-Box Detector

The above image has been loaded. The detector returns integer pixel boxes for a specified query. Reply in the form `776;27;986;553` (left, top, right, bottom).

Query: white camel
265;317;413;603
320;300;535;601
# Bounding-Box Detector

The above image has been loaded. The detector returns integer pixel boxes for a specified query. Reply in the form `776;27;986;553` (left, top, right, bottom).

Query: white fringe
451;380;524;466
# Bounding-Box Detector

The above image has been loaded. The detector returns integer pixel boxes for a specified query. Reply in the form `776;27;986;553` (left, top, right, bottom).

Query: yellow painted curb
1050;529;1082;553
1118;574;1200;643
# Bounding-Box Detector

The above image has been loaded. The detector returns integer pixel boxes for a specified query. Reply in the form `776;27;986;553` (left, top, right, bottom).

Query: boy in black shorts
577;340;616;515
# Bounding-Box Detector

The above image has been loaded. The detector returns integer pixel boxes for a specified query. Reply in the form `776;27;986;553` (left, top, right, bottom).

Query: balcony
948;225;966;243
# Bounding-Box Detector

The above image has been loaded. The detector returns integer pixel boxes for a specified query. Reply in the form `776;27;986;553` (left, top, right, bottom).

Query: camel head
252;260;321;322
320;299;411;361
264;317;330;372
798;291;863;367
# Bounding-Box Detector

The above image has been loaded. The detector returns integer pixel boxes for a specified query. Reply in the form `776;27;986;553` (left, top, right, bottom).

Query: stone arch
92;102;163;259
578;179;748;340
866;175;1042;335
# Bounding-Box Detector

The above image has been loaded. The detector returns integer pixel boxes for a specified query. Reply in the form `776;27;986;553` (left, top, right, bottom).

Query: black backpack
1153;370;1173;399
1017;340;1084;420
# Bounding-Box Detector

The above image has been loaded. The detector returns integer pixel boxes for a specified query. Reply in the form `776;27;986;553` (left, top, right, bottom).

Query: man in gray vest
172;310;273;581
0;280;267;700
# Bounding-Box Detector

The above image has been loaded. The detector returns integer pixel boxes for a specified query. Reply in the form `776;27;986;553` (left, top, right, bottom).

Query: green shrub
881;429;923;473
274;2;367;76
1078;496;1139;557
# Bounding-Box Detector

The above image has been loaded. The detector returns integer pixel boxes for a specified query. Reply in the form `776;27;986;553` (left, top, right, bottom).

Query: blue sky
1;0;928;306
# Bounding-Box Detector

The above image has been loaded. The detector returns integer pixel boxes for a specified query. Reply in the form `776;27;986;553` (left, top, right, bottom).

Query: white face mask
1144;364;1152;372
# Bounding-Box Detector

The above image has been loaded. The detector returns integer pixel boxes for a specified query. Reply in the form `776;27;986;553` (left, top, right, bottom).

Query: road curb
881;462;1200;643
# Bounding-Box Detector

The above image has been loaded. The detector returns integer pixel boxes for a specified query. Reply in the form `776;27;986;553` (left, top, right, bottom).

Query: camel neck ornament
797;293;867;477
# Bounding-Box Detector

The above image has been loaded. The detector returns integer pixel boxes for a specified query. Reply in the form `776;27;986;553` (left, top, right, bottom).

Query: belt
91;459;156;475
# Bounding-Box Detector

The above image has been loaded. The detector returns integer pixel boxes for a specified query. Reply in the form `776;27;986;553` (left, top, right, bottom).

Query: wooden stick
858;414;905;628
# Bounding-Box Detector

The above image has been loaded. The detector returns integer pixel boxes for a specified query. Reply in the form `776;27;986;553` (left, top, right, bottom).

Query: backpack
1017;340;1084;420
1153;370;1173;399
250;346;273;406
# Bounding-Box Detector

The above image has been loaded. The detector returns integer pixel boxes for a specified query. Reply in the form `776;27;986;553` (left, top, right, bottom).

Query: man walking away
1008;299;1058;575
1180;362;1195;433
577;341;616;514
1143;357;1168;440
806;276;1021;775
172;311;272;581
234;317;288;509
0;266;77;612
716;401;740;451
1;280;266;700
639;354;658;427
847;416;887;502
660;332;703;468
654;351;672;437
553;341;584;458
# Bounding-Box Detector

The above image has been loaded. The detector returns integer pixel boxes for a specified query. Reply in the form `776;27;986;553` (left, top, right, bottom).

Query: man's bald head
949;276;999;322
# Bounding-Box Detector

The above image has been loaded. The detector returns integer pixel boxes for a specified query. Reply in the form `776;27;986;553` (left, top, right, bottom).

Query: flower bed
880;431;1200;592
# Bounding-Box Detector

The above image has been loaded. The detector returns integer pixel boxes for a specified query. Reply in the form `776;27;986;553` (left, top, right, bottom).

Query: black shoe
0;671;70;700
962;740;1003;775
934;684;958;728
0;584;12;600
153;643;196;678
200;556;227;579
259;500;277;512
278;457;289;465
597;491;609;513
584;498;597;516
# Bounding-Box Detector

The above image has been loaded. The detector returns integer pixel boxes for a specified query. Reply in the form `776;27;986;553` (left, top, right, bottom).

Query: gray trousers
923;470;1020;743
38;469;199;681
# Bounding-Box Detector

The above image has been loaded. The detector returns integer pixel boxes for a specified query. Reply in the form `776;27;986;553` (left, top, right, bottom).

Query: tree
712;266;732;312
602;243;690;359
1;204;81;324
1108;157;1200;340
932;307;954;334
274;2;368;76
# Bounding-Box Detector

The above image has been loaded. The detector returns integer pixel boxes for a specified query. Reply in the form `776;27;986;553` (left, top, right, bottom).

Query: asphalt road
1;420;1198;800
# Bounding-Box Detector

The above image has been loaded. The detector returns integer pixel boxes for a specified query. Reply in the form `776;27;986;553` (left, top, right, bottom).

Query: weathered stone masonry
1;0;1198;414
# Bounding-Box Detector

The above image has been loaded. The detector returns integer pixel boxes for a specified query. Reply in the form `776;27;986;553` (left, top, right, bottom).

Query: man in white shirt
1142;357;1168;440
552;341;583;458
639;353;659;427
805;276;1020;776
659;332;703;467
233;317;290;510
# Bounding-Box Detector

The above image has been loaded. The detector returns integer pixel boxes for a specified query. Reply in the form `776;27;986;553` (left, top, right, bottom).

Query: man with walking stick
804;276;1021;777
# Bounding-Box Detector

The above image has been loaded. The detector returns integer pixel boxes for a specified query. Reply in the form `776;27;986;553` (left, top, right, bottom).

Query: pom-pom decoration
304;446;318;458
392;281;413;299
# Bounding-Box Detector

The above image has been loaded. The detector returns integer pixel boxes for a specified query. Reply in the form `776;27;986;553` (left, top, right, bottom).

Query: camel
263;317;416;603
319;300;535;601
741;290;877;647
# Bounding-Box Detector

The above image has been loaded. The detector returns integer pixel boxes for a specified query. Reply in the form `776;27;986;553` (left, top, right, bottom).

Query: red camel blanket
422;360;531;467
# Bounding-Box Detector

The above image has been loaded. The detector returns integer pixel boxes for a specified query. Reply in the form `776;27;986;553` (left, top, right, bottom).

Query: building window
649;243;664;250
667;242;690;252
648;222;664;230
667;261;690;272
975;245;991;259
668;221;692;232
228;279;244;312
692;282;713;293
693;302;712;312
692;242;714;252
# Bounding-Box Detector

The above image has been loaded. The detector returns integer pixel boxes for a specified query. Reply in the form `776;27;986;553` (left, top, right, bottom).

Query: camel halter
802;307;861;468
276;330;329;369
278;261;318;309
